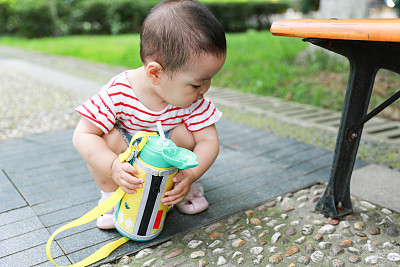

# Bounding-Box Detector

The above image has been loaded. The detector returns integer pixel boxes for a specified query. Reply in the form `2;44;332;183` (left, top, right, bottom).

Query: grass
0;31;399;121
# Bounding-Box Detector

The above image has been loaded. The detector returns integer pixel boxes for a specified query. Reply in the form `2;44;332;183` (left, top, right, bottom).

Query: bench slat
270;19;400;42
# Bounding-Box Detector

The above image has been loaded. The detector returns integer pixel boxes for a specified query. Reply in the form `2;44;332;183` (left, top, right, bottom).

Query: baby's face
158;54;226;108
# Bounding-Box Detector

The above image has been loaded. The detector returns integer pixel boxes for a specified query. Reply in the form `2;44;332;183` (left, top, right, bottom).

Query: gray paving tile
202;152;271;180
0;175;27;213
0;206;36;227
10;160;86;186
0;170;9;185
289;153;333;175
255;138;299;157
203;160;283;195
205;169;285;205
280;146;331;168
0;243;67;267
0;216;45;241
0;228;52;258
219;126;265;143
58;227;121;254
48;220;97;240
18;172;92;197
4;152;81;174
40;200;98;228
35;256;71;267
33;188;98;216
24;180;97;206
268;141;315;161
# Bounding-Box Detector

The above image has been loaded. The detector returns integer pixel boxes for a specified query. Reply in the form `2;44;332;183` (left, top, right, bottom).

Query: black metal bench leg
315;60;377;217
305;39;400;217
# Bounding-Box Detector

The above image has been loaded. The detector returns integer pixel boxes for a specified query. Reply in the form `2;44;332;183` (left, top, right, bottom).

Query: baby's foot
176;183;209;215
96;191;117;229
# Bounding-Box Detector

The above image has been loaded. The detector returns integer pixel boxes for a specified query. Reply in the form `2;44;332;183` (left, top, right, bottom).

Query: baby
73;0;226;229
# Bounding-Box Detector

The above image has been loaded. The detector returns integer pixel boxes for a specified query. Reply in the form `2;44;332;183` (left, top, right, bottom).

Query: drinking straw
156;121;165;141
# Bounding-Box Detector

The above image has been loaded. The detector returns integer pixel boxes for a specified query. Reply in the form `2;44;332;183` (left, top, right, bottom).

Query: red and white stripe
75;71;222;134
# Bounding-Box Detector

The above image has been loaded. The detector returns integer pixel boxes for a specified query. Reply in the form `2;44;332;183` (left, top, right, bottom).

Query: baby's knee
170;124;195;151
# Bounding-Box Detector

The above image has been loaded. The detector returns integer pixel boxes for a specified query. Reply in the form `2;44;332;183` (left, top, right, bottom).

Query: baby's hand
111;158;143;194
162;169;195;205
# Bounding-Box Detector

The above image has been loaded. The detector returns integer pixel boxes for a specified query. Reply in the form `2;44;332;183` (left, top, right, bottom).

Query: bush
395;0;400;17
8;0;55;38
107;0;154;35
0;0;289;37
205;1;289;32
68;0;111;35
0;1;12;35
298;0;319;14
1;0;71;38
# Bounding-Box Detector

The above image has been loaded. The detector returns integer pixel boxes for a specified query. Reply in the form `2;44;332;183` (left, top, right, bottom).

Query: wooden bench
270;19;400;218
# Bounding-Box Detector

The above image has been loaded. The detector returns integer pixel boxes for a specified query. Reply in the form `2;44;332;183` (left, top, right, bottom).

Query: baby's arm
72;118;143;194
162;124;219;205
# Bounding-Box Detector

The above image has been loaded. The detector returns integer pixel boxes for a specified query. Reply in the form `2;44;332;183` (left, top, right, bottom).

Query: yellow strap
46;188;127;267
118;131;158;163
47;131;158;266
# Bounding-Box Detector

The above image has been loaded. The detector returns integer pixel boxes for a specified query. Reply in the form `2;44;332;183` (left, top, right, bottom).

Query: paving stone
368;226;381;235
331;258;345;267
302;224;314;235
365;255;383;265
164;248;184;259
0;228;52;258
318;224;335;234
268;254;282;264
304;243;315;253
311;251;325;263
0;177;27;213
349;255;361;263
0;206;36;227
0;243;66;267
0;216;45;241
354;222;366;231
284;227;297;236
285;245;299;257
330;246;344;256
387;252;400;262
387;226;399;237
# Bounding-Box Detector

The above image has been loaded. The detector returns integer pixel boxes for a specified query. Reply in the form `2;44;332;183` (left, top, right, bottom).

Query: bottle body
114;155;177;241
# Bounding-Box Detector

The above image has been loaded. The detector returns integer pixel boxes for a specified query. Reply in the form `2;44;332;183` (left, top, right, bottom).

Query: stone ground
110;191;400;267
0;46;399;266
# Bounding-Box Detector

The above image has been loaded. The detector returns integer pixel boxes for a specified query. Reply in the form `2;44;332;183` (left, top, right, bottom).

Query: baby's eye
191;84;201;89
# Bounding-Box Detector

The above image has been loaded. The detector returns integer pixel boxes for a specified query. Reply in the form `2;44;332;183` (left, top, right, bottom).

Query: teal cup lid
139;136;177;168
162;147;199;169
139;135;199;169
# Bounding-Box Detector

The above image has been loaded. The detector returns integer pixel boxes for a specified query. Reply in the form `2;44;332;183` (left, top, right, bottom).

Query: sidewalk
0;46;399;266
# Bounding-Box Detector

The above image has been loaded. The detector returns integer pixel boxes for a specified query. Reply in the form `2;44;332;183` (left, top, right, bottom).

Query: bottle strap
47;131;158;266
46;188;127;267
119;131;158;163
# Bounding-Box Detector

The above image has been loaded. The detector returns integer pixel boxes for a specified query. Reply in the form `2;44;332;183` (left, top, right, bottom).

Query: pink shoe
96;191;117;229
176;183;209;215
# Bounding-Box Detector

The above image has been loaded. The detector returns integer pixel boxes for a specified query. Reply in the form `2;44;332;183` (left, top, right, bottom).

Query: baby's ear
146;61;163;85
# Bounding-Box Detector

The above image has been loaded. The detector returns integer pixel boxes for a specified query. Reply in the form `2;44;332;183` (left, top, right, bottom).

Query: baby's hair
140;0;226;73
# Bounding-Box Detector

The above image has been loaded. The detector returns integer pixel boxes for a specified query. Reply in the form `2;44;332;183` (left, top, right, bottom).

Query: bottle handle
119;131;157;163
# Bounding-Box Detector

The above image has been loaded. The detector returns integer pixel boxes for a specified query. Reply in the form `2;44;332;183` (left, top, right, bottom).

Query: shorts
116;127;172;146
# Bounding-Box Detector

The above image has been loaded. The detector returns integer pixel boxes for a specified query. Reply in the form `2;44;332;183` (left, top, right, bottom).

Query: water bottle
114;122;198;240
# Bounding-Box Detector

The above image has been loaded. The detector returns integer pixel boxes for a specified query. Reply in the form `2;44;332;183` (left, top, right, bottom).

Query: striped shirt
75;71;222;134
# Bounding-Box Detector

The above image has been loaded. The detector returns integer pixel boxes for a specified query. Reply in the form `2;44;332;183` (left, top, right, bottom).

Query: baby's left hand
162;169;196;205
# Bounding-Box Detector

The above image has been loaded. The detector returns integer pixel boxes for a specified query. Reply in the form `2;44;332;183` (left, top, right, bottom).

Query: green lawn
1;31;399;121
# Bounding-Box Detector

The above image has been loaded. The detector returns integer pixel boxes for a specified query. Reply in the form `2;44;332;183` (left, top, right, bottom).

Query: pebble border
104;184;400;267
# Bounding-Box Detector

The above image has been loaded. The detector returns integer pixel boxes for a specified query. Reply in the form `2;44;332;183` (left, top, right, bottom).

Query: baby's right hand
111;158;143;194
